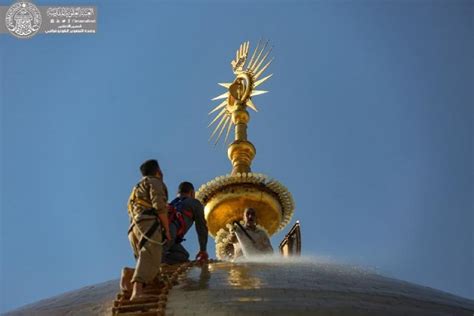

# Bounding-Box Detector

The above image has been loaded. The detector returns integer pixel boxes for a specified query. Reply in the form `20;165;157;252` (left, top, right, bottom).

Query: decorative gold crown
208;40;273;145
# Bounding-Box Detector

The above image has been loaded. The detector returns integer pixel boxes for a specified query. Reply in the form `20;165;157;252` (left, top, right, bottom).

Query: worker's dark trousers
162;222;190;264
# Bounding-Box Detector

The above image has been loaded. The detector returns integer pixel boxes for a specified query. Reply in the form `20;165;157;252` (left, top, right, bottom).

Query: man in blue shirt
164;181;209;264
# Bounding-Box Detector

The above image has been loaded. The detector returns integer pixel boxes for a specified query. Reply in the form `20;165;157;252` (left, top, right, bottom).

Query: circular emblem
5;2;42;39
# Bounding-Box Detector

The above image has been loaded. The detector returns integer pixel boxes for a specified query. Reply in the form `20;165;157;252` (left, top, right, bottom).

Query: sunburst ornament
208;40;274;145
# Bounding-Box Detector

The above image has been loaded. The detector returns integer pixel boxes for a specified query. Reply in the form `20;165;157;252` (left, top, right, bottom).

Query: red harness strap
167;205;193;239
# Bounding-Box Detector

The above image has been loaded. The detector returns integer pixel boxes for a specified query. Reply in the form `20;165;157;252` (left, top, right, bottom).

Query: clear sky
1;0;473;312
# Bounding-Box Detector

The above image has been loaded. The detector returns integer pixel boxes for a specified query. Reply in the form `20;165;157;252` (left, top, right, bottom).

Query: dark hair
244;207;256;215
140;159;160;176
178;181;195;194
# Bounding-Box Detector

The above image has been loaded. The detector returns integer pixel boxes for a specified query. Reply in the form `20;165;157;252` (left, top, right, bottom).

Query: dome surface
5;260;474;316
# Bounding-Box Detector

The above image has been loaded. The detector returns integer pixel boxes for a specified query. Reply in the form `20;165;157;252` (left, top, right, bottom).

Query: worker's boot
131;282;160;301
120;267;134;300
130;282;143;301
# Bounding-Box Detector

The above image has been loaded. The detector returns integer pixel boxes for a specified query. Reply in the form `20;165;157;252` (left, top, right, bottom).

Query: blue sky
1;0;473;312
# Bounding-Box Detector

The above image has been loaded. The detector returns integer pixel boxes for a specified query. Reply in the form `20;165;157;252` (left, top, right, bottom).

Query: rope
131;216;168;246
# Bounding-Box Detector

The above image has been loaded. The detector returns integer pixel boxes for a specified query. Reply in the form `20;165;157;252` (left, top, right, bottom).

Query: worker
230;207;273;259
163;181;209;264
126;159;171;300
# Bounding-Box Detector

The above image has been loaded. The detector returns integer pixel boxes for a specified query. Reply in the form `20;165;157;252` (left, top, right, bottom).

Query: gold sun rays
208;40;273;145
208;109;232;146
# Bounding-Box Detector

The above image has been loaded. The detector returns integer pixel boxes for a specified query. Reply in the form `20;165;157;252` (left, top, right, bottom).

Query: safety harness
167;197;193;242
127;182;165;251
127;183;153;216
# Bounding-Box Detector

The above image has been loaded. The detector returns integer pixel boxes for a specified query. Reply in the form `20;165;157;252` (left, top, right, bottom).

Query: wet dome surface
166;259;474;316
4;259;474;316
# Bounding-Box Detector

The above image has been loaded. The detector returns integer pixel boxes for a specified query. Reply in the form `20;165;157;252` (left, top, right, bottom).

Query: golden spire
208;40;273;175
197;41;294;259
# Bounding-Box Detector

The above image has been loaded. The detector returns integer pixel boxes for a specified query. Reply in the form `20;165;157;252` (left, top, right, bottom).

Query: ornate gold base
205;184;282;237
197;173;294;238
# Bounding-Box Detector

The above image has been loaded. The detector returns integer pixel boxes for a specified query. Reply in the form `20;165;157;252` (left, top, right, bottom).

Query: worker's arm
158;212;171;241
193;201;208;252
149;178;171;241
228;225;238;243
229;233;237;243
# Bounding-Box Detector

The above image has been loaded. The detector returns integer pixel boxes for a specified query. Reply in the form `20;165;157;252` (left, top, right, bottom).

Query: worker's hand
228;232;237;243
195;251;209;263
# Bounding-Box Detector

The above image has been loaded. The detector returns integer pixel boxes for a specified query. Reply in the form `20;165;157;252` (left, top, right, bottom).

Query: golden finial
197;40;294;257
208;40;273;175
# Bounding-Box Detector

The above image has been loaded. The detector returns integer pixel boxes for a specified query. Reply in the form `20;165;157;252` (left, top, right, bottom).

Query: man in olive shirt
127;159;171;300
164;182;209;264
